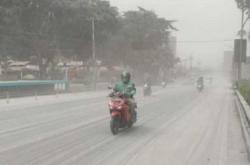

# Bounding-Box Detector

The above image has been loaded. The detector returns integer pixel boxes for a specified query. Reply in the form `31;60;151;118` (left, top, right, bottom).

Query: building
242;56;250;79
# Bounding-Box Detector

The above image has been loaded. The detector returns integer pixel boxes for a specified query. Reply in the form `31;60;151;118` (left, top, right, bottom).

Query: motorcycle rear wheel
128;121;133;128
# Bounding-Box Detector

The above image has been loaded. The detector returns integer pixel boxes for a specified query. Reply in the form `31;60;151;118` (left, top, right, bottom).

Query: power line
0;30;236;45
172;39;234;44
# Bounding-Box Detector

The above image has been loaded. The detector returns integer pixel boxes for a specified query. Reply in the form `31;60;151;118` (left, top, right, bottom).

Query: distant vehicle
197;83;204;92
22;74;35;80
196;76;204;92
161;81;167;88
108;90;137;135
143;83;152;96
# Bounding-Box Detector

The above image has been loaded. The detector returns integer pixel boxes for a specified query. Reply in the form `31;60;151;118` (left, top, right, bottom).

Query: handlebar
109;92;129;98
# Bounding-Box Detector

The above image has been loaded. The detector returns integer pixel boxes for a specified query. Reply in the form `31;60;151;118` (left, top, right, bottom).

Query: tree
0;0;120;79
102;7;178;80
235;0;250;9
0;1;178;81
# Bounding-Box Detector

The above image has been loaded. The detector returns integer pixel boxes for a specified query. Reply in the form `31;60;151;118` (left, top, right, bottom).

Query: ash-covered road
0;76;248;165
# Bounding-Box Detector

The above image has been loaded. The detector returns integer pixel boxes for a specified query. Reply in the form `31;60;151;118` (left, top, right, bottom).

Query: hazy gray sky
109;0;242;67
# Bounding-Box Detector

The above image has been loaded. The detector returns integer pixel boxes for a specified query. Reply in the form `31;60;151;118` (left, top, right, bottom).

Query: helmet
121;71;131;84
198;76;204;83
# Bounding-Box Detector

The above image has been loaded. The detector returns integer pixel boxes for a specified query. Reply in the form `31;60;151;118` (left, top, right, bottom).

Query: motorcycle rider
113;71;137;121
143;73;152;95
197;76;204;89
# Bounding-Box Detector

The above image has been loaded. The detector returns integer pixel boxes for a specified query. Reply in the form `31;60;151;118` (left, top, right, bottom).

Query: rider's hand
109;93;114;97
123;93;130;98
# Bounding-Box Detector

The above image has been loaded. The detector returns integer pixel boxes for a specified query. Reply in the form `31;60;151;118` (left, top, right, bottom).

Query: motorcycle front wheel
110;117;120;135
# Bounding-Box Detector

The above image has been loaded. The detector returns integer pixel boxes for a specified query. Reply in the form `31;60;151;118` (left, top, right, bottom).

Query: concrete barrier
235;90;250;161
0;80;69;99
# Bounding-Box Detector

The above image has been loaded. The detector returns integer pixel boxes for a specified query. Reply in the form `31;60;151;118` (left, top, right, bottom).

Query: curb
235;90;250;161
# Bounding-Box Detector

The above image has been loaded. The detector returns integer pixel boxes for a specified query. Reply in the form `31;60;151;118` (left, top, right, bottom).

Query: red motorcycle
108;92;136;135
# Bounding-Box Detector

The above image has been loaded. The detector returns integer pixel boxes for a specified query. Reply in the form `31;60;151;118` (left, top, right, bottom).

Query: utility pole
238;7;244;81
90;0;97;90
92;17;97;90
92;18;96;63
238;5;249;81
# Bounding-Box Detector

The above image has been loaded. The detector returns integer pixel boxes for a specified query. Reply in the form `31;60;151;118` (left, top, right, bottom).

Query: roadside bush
239;80;250;105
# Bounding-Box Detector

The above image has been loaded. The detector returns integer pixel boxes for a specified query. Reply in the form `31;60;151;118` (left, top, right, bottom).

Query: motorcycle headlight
118;106;122;110
109;102;114;108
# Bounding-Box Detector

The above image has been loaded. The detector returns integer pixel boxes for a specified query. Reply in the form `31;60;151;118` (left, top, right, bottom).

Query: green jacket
114;81;136;98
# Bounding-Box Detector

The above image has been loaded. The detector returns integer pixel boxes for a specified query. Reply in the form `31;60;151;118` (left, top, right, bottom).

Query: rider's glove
109;93;114;97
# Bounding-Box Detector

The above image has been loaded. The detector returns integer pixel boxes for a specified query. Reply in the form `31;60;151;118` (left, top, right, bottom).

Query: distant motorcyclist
144;73;152;86
113;71;137;120
197;76;204;91
143;73;152;96
161;81;167;88
161;77;167;88
197;76;204;84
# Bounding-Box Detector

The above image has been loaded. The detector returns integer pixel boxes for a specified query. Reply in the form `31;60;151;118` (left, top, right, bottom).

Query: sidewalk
0;89;108;111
